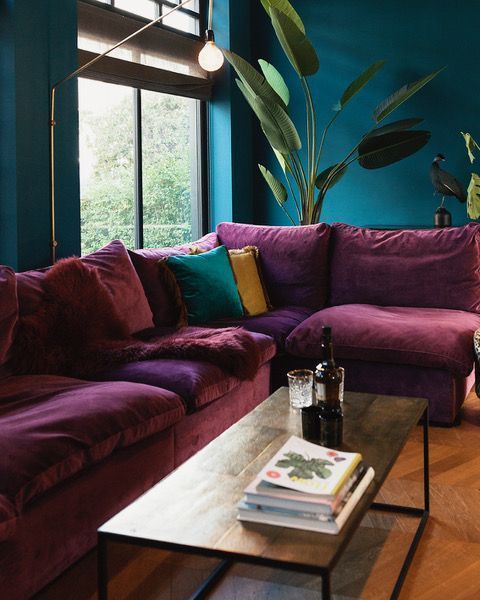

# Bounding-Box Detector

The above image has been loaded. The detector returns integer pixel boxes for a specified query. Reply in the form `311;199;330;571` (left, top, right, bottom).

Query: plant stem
284;164;302;222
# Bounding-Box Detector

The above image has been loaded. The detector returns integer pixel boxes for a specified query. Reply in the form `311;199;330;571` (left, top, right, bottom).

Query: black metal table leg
322;570;331;599
371;406;430;599
187;559;232;600
97;534;108;600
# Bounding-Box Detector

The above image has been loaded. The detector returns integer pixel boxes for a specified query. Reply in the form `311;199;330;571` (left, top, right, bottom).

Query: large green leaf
269;7;319;77
236;79;301;153
462;132;479;164
315;164;347;190
272;146;288;173
258;59;290;106
261;0;304;33
358;130;431;169
373;68;444;123
224;49;286;110
365;118;424;138
334;61;385;111
467;173;480;219
259;164;288;206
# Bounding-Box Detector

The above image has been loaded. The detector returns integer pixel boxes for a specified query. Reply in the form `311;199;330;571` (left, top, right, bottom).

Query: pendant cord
208;0;213;30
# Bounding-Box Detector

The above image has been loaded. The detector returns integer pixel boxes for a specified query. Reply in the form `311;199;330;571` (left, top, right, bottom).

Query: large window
88;0;201;35
77;0;209;255
79;79;204;254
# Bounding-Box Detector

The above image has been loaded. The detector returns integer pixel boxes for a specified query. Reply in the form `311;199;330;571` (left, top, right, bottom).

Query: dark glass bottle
314;326;343;447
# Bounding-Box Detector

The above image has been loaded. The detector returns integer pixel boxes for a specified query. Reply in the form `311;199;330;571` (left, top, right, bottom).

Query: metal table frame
98;408;429;600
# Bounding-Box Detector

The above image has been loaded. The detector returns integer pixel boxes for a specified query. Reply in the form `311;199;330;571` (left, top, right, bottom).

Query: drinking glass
287;369;313;409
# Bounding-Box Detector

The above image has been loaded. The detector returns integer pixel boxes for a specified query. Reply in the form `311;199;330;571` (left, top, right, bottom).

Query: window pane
79;79;136;254
142;91;199;247
161;5;198;35
114;0;157;20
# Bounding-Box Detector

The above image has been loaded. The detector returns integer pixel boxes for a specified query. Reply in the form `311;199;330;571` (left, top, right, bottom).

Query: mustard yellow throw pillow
228;246;270;316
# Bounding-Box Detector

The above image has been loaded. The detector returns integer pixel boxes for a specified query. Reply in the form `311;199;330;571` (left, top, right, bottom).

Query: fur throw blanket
10;258;261;380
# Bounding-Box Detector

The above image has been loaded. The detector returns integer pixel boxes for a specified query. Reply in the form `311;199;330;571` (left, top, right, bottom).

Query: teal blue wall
0;0;79;270
250;0;478;227
208;0;253;228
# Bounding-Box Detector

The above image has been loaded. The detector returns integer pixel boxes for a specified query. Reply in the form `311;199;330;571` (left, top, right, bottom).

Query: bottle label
316;383;326;402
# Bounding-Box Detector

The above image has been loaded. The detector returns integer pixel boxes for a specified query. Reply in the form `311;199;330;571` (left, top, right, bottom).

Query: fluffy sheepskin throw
10;258;260;380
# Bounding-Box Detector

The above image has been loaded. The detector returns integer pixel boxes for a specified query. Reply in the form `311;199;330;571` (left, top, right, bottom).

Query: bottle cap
322;326;332;336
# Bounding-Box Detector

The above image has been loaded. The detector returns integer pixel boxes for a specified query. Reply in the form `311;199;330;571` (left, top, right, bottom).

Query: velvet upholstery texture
216;222;331;309
0;362;271;599
0;266;18;366
16;241;154;334
129;232;219;326
209;306;315;351
82;240;153;333
166;246;244;324
91;331;276;412
228;247;269;316
286;304;480;377
0;374;184;536
329;223;480;312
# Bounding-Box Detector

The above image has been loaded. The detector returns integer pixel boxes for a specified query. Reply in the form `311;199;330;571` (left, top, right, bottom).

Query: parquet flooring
37;391;480;599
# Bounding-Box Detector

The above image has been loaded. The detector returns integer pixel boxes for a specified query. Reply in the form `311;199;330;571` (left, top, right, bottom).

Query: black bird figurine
430;154;467;227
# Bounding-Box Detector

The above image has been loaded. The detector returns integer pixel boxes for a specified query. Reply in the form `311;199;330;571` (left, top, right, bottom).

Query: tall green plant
461;132;480;219
224;0;443;225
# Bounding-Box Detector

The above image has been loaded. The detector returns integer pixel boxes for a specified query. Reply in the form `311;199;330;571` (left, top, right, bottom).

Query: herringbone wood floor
38;390;480;600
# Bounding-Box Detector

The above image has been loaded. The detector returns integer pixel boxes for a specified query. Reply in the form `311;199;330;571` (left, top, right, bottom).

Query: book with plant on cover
256;435;362;497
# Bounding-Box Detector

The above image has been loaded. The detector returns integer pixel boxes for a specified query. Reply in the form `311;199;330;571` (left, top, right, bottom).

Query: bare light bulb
198;30;224;72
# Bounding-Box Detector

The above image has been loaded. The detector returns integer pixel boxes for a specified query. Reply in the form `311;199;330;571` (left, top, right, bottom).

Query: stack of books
238;435;375;535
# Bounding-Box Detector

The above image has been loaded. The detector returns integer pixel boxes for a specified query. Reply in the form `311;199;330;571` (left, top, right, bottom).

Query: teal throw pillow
166;245;244;325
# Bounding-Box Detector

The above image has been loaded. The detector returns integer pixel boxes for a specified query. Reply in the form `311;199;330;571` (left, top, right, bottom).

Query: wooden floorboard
36;390;480;599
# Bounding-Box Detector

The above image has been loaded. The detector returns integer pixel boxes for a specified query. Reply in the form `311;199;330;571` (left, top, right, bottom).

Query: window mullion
133;88;144;249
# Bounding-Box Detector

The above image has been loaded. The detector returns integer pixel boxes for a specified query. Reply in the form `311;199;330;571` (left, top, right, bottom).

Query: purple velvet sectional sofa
1;221;479;596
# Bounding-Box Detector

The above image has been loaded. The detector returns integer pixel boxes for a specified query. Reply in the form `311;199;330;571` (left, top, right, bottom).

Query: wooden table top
99;389;427;572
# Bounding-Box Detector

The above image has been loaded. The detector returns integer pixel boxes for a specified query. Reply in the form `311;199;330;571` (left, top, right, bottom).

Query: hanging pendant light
198;0;224;72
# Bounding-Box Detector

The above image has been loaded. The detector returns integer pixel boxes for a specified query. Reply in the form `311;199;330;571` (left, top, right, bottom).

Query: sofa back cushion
216;222;331;309
329;223;480;312
0;266;18;367
129;232;219;326
16;241;154;334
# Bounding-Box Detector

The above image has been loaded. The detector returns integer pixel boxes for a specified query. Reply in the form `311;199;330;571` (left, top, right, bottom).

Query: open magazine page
257;435;361;496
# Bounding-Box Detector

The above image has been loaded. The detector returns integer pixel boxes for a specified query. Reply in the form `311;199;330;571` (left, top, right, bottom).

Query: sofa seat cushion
329;223;480;312
216;222;331;309
286;304;480;377
0;375;185;529
209;306;315;351
91;331;276;412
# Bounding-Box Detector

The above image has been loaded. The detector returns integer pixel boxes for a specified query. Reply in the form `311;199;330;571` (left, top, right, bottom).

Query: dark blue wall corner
209;0;253;229
0;0;78;271
251;0;478;228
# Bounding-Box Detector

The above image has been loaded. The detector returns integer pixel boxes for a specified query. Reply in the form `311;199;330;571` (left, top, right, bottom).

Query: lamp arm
49;0;194;263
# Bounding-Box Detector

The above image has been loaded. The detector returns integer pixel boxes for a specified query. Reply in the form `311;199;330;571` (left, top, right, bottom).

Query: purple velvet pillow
329;223;480;312
0;266;18;367
129;232;219;326
216;222;331;309
16;241;154;334
16;267;50;317
82;240;153;333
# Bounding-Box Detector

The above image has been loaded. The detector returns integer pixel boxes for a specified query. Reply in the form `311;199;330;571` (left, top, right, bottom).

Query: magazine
238;467;375;534
256;435;362;497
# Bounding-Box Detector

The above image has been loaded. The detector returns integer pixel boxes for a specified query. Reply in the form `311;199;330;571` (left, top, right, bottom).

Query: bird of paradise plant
461;132;480;219
224;0;443;225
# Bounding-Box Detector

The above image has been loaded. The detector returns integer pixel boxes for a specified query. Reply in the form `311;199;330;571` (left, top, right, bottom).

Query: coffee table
98;389;429;599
